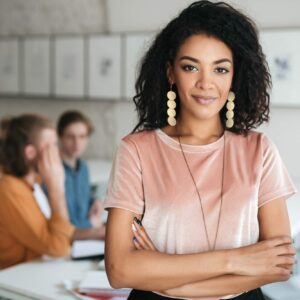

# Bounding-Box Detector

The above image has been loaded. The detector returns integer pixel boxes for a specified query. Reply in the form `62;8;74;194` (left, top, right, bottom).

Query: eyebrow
179;56;232;64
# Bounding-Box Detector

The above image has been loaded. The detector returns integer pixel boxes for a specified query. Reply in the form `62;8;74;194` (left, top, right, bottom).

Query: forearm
106;248;232;291
72;226;105;241
162;273;287;298
106;208;294;292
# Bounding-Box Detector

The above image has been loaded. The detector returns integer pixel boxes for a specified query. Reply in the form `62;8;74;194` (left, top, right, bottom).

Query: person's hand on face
37;143;65;191
34;128;64;191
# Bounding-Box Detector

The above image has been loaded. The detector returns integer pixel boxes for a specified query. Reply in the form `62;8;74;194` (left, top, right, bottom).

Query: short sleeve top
104;129;296;254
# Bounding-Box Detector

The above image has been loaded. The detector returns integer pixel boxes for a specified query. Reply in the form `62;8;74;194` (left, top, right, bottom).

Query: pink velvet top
104;129;296;300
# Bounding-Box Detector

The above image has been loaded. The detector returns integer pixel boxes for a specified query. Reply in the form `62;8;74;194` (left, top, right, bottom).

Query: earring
226;91;235;128
167;85;177;126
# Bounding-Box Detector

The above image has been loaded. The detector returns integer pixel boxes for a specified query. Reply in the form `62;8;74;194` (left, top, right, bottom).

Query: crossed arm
105;197;295;298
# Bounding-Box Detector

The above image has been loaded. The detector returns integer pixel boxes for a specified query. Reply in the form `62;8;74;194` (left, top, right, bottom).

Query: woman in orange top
0;114;74;269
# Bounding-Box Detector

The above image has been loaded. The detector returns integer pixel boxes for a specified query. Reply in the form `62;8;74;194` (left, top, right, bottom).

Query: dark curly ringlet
133;0;271;134
0;114;53;177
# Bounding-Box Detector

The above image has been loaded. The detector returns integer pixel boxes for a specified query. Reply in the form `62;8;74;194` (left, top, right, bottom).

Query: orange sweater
0;175;75;269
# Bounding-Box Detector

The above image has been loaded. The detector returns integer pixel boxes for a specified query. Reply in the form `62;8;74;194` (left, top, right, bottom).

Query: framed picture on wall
88;35;121;99
124;33;154;99
23;37;50;96
0;39;19;94
54;37;84;97
260;29;300;107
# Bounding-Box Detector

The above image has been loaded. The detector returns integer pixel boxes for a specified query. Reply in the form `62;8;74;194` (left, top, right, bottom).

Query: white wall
0;0;107;36
0;0;118;160
260;107;300;180
106;0;300;32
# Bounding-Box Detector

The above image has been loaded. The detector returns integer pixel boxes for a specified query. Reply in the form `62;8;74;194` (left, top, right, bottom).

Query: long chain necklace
178;132;226;251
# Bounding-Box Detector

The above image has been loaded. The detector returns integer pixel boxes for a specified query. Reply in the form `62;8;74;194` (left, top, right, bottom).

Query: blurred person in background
57;110;105;240
0;114;74;269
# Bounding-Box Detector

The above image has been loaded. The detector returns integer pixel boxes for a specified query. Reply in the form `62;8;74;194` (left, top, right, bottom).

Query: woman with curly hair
104;1;297;299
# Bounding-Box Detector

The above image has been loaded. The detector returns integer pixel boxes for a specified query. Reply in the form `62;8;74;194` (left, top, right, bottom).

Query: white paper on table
79;271;130;296
71;240;105;259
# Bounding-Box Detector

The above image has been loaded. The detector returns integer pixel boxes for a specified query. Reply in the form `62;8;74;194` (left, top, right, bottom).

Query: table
0;258;99;300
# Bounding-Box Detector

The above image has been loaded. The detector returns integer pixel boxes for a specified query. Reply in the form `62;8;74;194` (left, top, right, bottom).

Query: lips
192;95;217;105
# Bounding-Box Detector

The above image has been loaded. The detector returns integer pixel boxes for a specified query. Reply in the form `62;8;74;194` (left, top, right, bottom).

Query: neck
23;170;37;187
61;152;77;169
174;115;224;145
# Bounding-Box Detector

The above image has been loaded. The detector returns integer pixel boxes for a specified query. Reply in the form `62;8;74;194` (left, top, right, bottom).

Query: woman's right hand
229;236;296;277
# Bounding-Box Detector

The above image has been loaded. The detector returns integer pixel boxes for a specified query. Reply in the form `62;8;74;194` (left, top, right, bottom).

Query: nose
195;69;213;90
72;136;79;147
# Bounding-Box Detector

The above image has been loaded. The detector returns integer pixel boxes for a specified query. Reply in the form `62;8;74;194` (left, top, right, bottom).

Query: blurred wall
0;0;299;179
0;0;133;160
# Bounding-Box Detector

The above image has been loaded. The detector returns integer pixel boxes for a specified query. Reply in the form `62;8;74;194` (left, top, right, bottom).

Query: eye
215;67;229;74
181;64;198;73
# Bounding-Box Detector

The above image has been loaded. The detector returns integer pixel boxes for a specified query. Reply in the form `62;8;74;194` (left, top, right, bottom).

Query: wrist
224;248;239;274
47;183;64;195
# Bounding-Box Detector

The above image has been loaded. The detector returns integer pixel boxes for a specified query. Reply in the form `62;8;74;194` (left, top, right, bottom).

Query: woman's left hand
132;217;158;251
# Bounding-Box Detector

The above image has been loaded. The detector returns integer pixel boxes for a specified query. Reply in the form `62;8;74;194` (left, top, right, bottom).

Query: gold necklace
178;132;226;251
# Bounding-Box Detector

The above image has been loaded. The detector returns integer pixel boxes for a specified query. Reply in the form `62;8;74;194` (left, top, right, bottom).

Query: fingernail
133;236;138;242
134;217;142;227
132;223;137;232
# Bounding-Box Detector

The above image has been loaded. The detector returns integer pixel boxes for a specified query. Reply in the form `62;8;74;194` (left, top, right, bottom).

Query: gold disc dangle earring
167;85;177;126
226;91;235;128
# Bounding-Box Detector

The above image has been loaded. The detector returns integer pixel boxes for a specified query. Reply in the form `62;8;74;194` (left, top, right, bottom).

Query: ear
24;144;37;161
166;62;175;85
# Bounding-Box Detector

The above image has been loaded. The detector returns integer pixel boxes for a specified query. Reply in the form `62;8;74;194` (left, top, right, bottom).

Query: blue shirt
64;159;93;228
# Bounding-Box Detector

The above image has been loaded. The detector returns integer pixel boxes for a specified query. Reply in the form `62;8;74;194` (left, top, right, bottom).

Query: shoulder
121;130;157;151
112;130;158;167
0;175;32;204
226;130;278;161
227;130;271;148
0;175;29;192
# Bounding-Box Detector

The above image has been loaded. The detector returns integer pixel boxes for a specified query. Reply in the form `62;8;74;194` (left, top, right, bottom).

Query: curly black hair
133;0;271;134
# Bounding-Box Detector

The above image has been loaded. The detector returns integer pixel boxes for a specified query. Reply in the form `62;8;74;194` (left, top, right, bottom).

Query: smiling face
167;33;234;125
